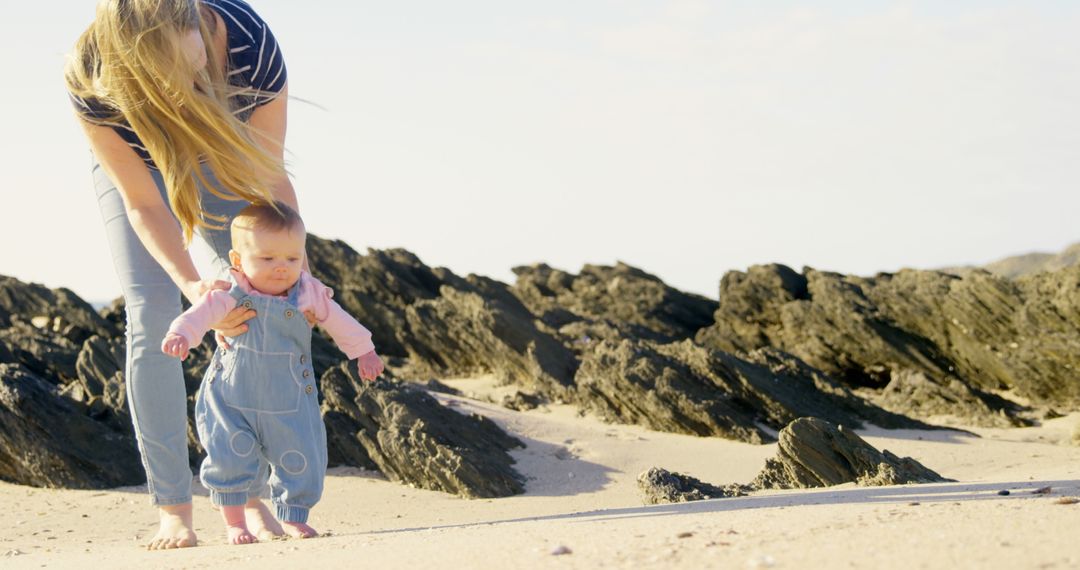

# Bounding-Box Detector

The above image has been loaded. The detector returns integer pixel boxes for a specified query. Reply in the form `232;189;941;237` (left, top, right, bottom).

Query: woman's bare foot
244;498;285;540
147;503;198;550
281;521;318;539
222;505;258;545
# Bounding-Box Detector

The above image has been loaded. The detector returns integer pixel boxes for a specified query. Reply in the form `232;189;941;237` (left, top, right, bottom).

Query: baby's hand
357;351;384;382
161;333;191;360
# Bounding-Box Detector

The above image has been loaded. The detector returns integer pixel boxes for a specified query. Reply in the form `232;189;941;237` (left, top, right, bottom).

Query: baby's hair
230;201;305;245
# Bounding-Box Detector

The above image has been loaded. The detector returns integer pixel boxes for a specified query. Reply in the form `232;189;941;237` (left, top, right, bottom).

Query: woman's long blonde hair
65;0;285;244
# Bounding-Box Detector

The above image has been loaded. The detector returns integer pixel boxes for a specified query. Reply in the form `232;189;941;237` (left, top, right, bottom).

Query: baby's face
230;227;306;296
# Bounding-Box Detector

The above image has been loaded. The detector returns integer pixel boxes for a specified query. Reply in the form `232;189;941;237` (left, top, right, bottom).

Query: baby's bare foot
147;503;198;550
282;521;318;539
222;504;259;545
226;525;259;545
244;498;285;540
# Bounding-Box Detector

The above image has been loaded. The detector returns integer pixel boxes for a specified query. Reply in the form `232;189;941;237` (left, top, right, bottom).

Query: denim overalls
195;281;327;524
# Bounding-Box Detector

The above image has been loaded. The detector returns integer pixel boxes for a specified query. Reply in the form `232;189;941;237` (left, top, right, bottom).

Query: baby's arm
161;290;238;360
303;275;384;380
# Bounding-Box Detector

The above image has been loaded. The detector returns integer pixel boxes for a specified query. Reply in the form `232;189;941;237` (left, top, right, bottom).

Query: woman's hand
182;279;255;349
357;351;385;382
181;278;231;304
211;305;257;349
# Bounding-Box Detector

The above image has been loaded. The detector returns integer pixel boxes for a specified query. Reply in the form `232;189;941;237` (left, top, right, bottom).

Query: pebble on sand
551;545;573;556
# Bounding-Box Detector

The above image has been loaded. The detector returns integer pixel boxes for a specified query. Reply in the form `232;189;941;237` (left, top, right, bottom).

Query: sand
4;376;1080;569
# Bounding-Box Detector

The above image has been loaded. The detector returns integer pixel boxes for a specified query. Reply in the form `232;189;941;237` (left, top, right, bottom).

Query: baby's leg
195;387;263;545
264;406;328;539
221;505;258;545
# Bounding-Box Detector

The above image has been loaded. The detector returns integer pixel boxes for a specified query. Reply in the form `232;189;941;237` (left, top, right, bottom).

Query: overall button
241;299;254;309
302;369;312;378
285;309;295;318
300;354;308;365
305;385;314;395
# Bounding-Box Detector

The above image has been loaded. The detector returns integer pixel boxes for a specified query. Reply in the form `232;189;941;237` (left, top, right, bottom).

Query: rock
550;545;573;556
751;417;951;489
511;262;717;343
637;467;751;504
501;390;543;411
0;275;118;340
307;238;579;400
873;369;1028;428
402;285;577;400
319;363;526;498
574;338;925;444
306;237;462;359
696;264;1080;413
0;321;81;384
74;335;129;428
0;363;142;488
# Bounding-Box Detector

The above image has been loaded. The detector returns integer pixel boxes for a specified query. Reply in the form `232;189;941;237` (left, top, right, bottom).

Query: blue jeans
92;157;258;506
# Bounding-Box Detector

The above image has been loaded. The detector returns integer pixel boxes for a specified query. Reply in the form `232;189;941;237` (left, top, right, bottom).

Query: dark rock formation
638;417;951;503
0;363;142;488
403;283;578;400
0;321;81;383
70;335;130;429
511;262;717;343
637;467;751;504
751;417;951;489
696;264;1080;415
0;276;118;341
574;337;926;443
319;363;526;498
872;369;1027;428
501;390;544;411
308;237;578;399
306;237;461;359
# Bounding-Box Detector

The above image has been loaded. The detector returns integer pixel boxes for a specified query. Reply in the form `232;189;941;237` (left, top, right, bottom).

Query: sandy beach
4;376;1080;570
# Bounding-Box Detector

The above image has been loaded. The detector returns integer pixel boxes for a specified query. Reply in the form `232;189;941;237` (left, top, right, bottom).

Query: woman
66;0;300;549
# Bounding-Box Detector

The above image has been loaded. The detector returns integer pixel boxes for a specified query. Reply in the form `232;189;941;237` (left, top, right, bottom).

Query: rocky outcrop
308;238;578;399
638;417;950;504
696;264;1080;416
637;467;751;504
872;369;1027;428
0;363;142;488
751;417;951;489
574;338;926;443
320;363;526;498
0;276;118;342
403;284;578;400
511;262;717;343
944;242;1080;279
69;335;130;429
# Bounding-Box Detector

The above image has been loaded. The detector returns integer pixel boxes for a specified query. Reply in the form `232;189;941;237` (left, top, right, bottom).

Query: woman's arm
80;120;209;302
247;84;311;272
248;84;296;208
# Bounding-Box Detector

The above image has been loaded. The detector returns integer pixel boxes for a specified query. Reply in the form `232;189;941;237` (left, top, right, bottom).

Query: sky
2;1;1079;302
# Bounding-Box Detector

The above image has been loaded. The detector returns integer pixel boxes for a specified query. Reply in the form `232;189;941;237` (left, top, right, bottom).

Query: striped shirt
69;0;287;169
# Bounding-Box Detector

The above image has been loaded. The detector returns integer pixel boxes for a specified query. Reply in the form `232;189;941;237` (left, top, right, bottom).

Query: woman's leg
93;160;196;549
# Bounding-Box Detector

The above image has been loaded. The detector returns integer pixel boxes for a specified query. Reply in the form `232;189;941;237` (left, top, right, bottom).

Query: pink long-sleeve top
166;270;376;359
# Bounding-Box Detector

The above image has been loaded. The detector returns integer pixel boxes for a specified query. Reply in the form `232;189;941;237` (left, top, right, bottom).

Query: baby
161;201;383;544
